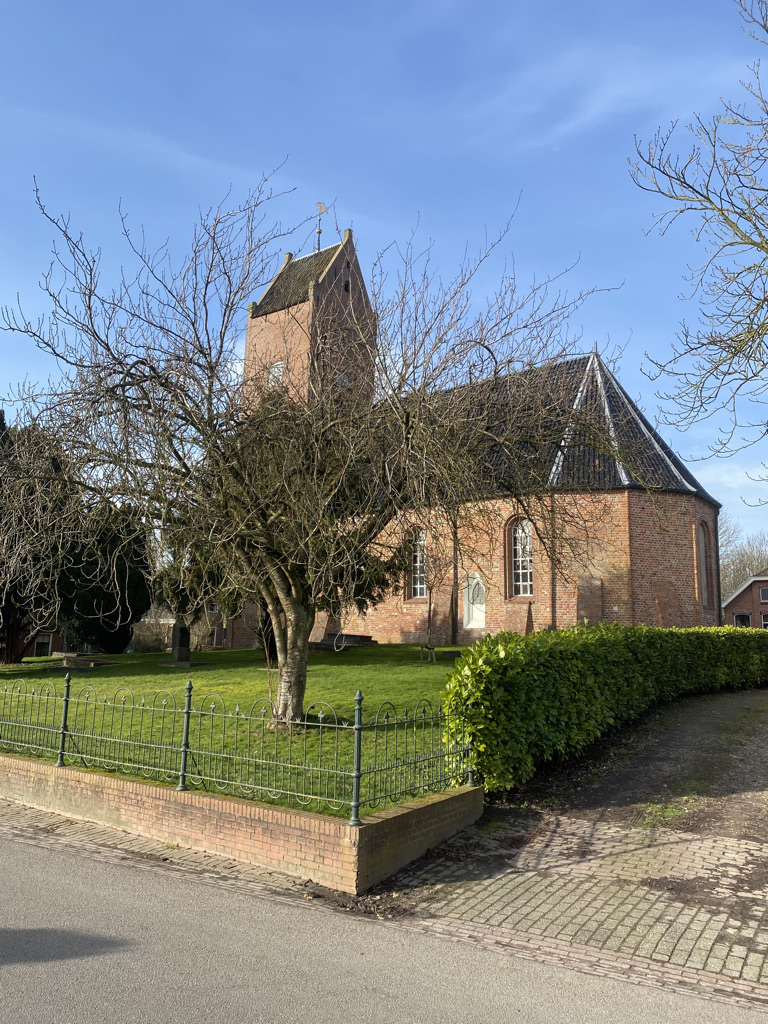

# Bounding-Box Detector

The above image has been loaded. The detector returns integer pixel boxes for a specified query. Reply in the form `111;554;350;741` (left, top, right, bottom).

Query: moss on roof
251;244;342;317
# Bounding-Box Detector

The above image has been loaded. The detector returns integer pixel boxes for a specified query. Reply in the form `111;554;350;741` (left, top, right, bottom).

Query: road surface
0;830;763;1023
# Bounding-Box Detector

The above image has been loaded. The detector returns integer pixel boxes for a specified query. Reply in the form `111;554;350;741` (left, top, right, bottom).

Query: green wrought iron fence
0;675;473;823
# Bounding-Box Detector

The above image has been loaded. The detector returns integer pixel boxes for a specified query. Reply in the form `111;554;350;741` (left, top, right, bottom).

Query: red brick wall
0;753;483;894
20;630;64;658
244;300;313;397
627;492;720;627
342;492;629;642
244;232;375;403
339;490;720;642
723;578;768;628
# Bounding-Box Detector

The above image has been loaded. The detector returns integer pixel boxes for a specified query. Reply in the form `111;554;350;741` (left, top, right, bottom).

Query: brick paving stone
397;808;768;993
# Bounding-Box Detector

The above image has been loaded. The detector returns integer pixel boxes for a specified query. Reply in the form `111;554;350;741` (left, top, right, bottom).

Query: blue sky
1;0;765;531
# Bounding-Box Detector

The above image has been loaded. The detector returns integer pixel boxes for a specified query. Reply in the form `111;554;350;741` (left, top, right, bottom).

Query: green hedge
443;623;768;791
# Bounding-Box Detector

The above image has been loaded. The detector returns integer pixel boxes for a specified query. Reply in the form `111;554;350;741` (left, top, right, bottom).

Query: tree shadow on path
0;927;131;965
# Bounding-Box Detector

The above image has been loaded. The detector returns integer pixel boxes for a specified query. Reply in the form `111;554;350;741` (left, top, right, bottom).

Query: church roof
251;244;343;317
486;351;719;505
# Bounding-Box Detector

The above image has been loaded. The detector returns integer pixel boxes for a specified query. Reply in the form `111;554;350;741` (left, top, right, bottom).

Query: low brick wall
0;753;483;893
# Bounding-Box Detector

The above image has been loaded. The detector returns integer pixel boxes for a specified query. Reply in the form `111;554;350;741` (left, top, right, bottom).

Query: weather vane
316;202;328;252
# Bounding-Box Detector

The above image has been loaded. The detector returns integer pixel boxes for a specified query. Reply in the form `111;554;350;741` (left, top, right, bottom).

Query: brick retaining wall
0;753;483;894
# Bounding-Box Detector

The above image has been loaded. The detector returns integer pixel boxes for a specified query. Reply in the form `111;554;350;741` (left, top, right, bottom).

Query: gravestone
171;618;191;665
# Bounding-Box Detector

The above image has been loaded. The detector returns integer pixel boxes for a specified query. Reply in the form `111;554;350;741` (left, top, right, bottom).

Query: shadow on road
0;927;131;965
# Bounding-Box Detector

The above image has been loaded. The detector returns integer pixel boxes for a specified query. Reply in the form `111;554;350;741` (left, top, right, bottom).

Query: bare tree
719;510;768;595
718;509;744;561
632;0;768;470
2;182;615;716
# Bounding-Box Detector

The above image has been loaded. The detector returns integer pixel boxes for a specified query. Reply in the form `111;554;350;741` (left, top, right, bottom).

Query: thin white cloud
460;45;751;154
0;107;255;184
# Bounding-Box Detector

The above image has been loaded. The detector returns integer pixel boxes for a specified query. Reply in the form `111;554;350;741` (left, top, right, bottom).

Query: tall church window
410;530;426;599
506;518;533;597
464;572;486;629
267;361;284;387
697;522;713;608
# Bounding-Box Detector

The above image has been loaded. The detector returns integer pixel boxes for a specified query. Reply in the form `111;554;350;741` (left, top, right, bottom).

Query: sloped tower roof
250;244;343;318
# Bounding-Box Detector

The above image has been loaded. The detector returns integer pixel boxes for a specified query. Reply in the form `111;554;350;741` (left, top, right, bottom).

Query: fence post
349;689;363;826
177;680;193;792
467;737;475;788
56;672;71;768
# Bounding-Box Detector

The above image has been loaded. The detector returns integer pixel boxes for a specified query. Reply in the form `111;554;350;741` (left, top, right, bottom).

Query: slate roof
482;351;718;505
251;244;342;317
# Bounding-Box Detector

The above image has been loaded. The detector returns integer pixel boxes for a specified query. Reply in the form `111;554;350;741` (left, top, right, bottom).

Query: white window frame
34;633;52;657
464;572;486;629
734;613;752;628
762;614;768;630
410;530;426;599
760;587;768;604
511;519;533;597
267;361;284;387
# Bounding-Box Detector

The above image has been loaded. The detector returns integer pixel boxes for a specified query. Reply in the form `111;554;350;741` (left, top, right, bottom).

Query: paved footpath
397;809;768;1010
3;798;768;1014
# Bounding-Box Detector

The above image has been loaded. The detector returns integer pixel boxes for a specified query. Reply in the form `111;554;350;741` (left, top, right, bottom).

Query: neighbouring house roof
722;576;768;608
482;350;719;505
250;244;343;318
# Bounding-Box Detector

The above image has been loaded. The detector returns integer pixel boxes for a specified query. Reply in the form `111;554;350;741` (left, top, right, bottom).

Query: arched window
697;522;713;608
505;519;533;597
410;529;426;599
267;361;284;387
464;572;486;629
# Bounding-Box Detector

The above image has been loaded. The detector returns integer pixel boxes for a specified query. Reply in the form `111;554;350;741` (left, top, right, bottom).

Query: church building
239;232;722;650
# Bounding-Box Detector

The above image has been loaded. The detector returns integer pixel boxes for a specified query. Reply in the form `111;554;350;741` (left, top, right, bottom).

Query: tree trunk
273;601;313;720
0;609;27;665
259;607;278;661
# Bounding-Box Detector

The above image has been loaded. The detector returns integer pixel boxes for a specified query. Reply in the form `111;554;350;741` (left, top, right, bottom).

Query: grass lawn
1;645;464;718
0;644;470;819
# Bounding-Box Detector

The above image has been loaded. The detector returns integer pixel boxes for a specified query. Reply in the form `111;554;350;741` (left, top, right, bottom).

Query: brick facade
244;230;375;402
19;628;64;658
722;577;768;629
326;490;721;646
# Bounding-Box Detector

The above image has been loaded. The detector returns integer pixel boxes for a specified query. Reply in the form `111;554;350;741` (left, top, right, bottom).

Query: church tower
244;229;375;400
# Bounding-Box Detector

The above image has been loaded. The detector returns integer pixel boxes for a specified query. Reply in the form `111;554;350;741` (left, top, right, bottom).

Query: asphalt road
0;834;763;1024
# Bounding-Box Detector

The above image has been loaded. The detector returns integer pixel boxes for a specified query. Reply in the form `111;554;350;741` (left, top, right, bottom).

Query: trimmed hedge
443;623;768;791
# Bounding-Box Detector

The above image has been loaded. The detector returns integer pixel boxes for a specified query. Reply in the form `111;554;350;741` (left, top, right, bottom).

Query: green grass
0;645;471;819
2;645;461;717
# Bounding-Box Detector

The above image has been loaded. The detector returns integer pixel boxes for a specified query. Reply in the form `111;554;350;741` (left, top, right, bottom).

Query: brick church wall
627;492;719;627
340;492;636;644
336;489;720;643
244;301;314;397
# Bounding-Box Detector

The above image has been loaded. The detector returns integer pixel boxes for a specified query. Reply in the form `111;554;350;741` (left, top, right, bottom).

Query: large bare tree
718;510;768;595
3;181;613;715
632;0;768;470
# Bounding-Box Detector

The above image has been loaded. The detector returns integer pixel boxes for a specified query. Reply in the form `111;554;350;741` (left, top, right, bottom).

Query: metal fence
0;675;473;824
